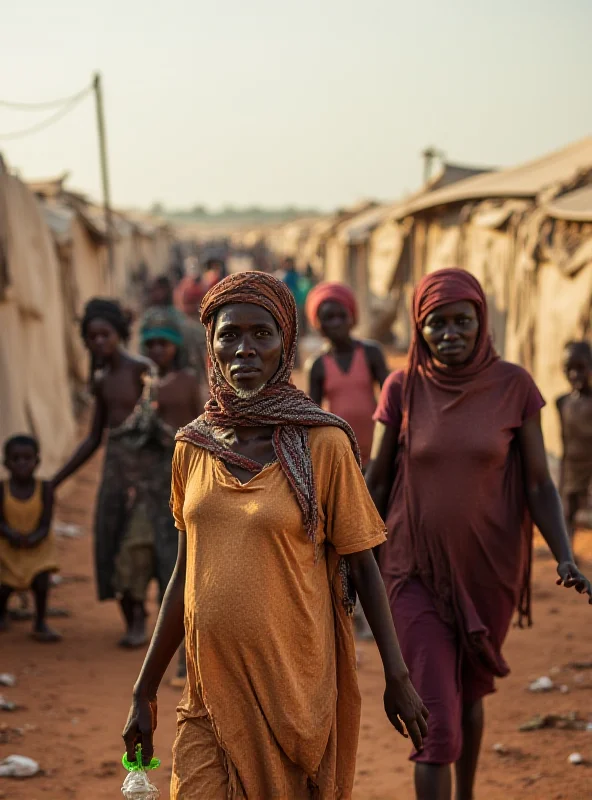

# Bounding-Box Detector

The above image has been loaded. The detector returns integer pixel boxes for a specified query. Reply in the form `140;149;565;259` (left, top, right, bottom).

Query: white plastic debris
0;755;40;777
493;743;507;754
528;676;554;692
560;684;570;694
0;675;16;688
0;697;17;712
121;770;160;799
587;722;592;732
568;752;584;765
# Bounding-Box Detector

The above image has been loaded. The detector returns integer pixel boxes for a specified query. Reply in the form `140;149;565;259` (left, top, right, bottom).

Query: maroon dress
375;361;544;763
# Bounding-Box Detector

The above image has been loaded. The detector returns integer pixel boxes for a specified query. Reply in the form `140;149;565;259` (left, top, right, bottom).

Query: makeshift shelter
0;160;77;477
31;179;110;389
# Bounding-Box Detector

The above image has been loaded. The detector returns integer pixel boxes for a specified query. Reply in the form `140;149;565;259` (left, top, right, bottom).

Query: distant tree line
149;202;320;222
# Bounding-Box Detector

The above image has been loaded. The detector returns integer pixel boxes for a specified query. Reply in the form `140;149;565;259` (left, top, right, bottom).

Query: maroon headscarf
401;268;499;437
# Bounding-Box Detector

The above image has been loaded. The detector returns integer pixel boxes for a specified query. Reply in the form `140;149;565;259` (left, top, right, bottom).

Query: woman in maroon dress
366;269;591;800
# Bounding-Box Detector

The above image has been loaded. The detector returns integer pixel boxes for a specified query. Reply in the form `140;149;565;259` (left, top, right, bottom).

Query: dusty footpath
0;452;591;799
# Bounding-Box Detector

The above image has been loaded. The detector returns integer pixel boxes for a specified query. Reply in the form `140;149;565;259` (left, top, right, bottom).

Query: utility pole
421;146;443;185
93;72;115;279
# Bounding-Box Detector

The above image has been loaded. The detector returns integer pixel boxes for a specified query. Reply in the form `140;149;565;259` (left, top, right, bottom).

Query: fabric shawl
175;271;361;554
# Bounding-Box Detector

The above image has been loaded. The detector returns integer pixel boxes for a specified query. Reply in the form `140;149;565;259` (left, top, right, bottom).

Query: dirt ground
1;411;591;798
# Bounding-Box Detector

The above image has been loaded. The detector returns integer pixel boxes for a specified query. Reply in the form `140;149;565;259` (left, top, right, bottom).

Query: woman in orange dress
123;272;428;799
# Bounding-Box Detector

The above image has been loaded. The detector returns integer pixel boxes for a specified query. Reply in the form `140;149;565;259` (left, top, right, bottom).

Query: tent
0;161;77;477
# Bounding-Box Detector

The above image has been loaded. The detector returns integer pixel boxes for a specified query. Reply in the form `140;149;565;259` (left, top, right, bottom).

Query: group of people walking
1;261;590;799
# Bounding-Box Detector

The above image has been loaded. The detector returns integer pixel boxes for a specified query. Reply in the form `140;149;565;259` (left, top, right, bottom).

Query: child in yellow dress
0;435;60;641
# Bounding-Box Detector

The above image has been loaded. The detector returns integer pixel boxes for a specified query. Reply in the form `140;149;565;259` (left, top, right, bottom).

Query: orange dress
169;426;386;799
0;480;57;590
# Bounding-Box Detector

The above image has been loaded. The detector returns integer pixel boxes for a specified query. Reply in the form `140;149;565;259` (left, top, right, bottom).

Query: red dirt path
1;427;591;799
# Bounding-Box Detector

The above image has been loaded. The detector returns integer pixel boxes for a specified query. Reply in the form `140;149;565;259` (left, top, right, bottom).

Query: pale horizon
2;0;591;212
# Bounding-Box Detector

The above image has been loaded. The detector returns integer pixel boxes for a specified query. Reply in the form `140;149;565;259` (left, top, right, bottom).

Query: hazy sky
2;0;591;210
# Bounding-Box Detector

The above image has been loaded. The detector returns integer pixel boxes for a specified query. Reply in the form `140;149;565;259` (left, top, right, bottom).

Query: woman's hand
122;693;158;765
557;562;592;603
384;673;429;752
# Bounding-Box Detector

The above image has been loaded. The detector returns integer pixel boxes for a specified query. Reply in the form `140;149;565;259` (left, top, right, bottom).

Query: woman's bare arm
347;548;428;750
52;398;107;488
365;421;399;519
123;531;187;763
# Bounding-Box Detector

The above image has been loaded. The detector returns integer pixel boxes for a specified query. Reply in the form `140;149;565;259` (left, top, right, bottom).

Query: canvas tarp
0;170;77;477
404;136;592;214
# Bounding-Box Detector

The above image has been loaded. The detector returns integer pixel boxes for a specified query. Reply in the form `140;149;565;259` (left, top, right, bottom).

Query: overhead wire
0;85;91;111
0;85;92;141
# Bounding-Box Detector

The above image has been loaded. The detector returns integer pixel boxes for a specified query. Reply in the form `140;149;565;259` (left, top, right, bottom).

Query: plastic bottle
121;745;160;800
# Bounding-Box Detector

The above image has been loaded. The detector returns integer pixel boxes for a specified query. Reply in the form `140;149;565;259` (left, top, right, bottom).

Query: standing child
52;298;155;648
0;435;60;642
306;282;389;468
557;340;592;549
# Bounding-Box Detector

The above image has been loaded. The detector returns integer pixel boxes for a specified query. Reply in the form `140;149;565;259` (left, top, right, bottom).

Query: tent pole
93;72;115;288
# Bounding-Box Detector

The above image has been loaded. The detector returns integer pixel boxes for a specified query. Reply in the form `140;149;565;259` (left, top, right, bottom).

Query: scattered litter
567;661;592;671
528;676;554;692
586;722;592;732
53;521;83;538
549;666;562;676
560;684;570;694
491;743;532;761
0;676;15;688
520;712;586;732
0;698;17;713
568;753;584;766
0;755;40;777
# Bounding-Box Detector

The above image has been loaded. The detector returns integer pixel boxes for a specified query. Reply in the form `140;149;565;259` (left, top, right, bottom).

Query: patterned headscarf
175;271;360;548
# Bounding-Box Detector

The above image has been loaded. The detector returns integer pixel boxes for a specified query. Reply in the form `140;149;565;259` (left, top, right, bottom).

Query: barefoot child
0;435;60;642
557;340;592;548
52;298;155;648
306;282;389;468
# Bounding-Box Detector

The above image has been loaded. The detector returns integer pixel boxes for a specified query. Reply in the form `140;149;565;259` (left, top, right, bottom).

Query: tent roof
545;184;592;222
338;204;392;244
401;137;592;215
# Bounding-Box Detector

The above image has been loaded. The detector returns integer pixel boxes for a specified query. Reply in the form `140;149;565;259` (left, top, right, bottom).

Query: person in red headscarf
366;268;591;800
123;272;428;799
306;282;389;468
